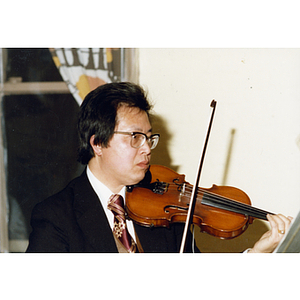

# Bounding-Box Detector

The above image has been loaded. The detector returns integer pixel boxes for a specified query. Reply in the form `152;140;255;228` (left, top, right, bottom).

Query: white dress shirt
86;166;136;242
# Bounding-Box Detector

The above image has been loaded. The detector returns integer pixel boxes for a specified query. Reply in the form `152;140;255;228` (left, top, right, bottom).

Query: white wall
138;48;300;218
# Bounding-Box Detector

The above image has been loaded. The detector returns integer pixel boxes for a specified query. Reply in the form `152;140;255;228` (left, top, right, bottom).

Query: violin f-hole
164;205;188;214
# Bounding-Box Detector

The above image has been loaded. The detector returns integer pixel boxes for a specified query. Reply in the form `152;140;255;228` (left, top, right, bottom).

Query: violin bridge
179;183;185;202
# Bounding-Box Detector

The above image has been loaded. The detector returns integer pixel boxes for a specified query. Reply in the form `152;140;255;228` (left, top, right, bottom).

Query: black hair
77;82;152;165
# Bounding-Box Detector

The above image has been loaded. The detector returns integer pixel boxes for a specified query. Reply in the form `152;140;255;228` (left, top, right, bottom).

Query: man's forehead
116;106;151;131
116;105;148;120
117;105;142;113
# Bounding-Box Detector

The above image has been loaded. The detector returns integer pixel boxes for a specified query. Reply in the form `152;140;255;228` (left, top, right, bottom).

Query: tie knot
107;194;126;219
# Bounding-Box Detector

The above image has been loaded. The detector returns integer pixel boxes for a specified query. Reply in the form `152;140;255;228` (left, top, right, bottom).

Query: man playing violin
26;82;292;253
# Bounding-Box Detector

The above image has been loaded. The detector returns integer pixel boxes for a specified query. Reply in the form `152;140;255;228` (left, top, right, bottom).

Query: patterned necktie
107;194;136;253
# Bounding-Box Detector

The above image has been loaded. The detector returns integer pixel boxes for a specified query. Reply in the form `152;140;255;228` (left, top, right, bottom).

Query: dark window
1;48;84;251
5;48;63;82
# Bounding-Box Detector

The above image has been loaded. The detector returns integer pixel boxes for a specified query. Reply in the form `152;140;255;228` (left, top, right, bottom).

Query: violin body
126;165;256;239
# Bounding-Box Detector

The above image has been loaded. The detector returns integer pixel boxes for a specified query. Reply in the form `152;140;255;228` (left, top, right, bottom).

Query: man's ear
90;135;102;156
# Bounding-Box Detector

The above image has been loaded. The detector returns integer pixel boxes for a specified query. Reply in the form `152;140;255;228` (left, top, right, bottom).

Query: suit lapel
72;171;118;252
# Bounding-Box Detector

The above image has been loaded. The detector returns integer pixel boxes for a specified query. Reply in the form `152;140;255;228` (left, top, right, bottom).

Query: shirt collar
86;165;135;241
86;165;126;206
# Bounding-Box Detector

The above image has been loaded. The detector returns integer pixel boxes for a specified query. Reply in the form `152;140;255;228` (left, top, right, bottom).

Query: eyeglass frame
114;131;160;149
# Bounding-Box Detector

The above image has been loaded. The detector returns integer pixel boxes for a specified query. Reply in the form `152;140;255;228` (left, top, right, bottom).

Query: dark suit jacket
26;170;198;253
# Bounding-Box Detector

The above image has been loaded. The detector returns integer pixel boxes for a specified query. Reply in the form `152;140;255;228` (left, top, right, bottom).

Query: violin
126;164;274;240
126;100;275;252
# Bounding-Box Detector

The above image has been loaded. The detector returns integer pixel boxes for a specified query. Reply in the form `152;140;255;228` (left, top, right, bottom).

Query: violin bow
179;100;217;253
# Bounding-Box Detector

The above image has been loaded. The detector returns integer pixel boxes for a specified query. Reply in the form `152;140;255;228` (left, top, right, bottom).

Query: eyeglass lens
131;133;159;149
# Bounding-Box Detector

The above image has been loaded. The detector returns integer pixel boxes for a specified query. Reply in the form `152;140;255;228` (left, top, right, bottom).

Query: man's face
96;106;152;192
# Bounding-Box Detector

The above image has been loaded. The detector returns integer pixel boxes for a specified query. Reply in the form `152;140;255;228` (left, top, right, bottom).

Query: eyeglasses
114;131;160;149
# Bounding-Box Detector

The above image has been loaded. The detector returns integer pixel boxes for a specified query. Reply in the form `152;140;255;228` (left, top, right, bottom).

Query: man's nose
140;140;151;154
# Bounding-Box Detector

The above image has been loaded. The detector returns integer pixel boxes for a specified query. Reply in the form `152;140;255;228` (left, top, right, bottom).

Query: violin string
199;190;270;219
199;193;269;220
195;187;270;219
165;182;271;220
161;181;263;216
